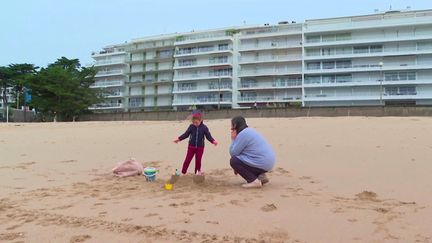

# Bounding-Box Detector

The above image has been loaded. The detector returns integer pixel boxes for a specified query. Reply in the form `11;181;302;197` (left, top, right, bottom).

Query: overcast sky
1;0;430;67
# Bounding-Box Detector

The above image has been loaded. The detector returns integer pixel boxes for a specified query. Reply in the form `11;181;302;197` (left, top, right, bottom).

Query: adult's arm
229;133;249;157
178;125;192;141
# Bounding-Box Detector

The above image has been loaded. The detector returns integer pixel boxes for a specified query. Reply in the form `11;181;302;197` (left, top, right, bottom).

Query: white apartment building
91;8;432;112
172;29;237;110
0;87;14;116
238;23;303;107
126;36;175;111
303;10;432;106
90;45;128;110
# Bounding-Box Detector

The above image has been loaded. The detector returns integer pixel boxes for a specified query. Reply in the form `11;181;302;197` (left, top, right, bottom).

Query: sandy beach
0;117;431;242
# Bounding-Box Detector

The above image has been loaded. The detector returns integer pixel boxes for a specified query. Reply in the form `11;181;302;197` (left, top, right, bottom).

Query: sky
1;0;430;68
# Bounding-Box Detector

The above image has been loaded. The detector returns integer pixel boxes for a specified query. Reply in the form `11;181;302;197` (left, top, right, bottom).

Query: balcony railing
96;70;124;76
94;59;126;65
173;97;232;105
305;46;432;59
240;41;302;51
91;81;123;88
240;80;302;89
175;32;232;43
127;41;175;52
89;103;123;109
175;47;233;56
240;55;302;63
174;72;233;80
239;68;302;76
239;96;301;102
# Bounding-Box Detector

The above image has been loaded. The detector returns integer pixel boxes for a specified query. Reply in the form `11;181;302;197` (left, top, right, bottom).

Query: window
336;74;352;83
385;72;416;81
336;60;352;69
353;46;369;54
417;42;432;50
305;76;321;84
322;75;335;83
306;36;320;43
336;33;352;41
306;49;320;56
322;48;334;56
209;56;228;64
335;47;352;55
385;72;398;81
322;61;335;69
322;34;335;42
178;59;196;66
307;62;321;70
370;45;383;53
218;43;229;51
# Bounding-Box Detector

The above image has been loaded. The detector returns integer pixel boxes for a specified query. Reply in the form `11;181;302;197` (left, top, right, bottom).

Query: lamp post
218;77;221;110
379;61;384;106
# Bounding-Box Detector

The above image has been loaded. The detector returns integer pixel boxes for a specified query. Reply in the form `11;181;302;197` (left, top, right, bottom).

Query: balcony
174;32;232;45
239;68;302;77
303;33;432;48
239;55;302;64
173;72;232;82
304;63;432;74
174;60;232;70
89;103;123;110
90;81;123;88
174;47;233;57
105;92;124;98
129;68;174;75
304;78;432;88
240;41;302;52
93;58;126;66
173;97;232;106
95;70;125;77
240;25;302;39
126;54;174;64
239;80;302;90
127;41;175;52
304;11;432;33
173;85;232;94
238;96;301;103
304;47;432;61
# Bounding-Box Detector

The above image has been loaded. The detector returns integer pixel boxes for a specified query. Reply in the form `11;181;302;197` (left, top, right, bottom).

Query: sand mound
356;191;379;201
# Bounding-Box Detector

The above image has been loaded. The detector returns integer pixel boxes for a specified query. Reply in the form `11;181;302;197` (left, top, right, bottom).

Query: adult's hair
231;116;248;134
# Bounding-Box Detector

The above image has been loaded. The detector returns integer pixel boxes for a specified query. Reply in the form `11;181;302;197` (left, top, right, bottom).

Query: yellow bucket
165;183;173;190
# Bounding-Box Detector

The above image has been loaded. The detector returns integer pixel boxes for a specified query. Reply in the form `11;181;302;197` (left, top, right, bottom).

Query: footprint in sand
93;203;104;206
261;204;277;212
144;213;159;217
206;221;219;225
347;218;358;223
0;232;25;241
69;234;92;243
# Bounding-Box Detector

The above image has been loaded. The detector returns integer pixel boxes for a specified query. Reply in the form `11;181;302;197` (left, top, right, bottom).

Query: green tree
27;57;100;121
8;63;38;108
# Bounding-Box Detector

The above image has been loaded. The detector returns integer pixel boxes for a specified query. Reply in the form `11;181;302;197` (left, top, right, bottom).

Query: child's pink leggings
182;145;204;174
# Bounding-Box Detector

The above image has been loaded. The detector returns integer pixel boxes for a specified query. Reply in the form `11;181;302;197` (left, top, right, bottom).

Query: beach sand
0;117;431;242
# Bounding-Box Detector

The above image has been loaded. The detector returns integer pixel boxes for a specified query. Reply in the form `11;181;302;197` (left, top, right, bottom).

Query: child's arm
174;125;192;143
204;126;218;146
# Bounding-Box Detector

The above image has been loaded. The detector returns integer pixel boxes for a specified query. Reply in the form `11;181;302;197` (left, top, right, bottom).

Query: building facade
90;9;432;111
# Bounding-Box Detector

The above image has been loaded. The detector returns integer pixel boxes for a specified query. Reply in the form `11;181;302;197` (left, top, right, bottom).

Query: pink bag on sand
112;158;144;177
